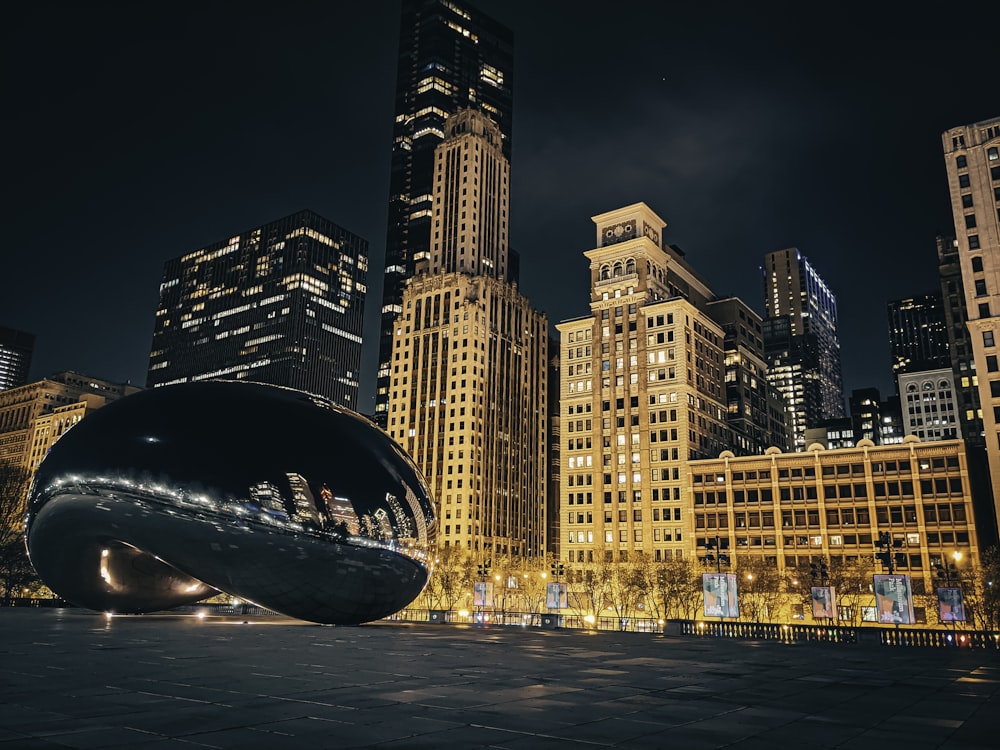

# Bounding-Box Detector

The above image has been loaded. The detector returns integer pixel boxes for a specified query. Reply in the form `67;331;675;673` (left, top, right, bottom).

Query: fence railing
5;601;997;648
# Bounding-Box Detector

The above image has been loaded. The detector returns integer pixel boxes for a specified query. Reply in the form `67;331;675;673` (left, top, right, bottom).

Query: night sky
3;2;997;414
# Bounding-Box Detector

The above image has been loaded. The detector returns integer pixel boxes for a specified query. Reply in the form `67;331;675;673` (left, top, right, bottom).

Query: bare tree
734;555;783;622
647;556;702;621
0;459;35;600
421;545;472;611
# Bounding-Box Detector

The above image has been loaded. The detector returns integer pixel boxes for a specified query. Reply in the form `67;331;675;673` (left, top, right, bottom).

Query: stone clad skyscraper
762;248;845;451
374;0;514;428
386;109;546;559
941;115;1000;535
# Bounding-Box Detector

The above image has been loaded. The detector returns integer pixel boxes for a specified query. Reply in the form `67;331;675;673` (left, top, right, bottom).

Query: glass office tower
147;209;368;409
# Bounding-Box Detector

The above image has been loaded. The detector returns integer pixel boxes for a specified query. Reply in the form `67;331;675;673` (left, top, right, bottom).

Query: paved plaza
0;609;997;749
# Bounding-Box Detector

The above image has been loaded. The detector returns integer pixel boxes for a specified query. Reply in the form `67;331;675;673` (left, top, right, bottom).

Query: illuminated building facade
556;203;729;564
387;109;547;558
763;248;845;451
941;116;1000;534
146;210;368;409
0;326;34;392
375;0;514;427
689;438;981;601
0;371;140;474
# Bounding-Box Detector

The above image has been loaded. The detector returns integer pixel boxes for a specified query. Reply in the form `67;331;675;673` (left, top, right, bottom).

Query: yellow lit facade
387;108;548;559
556;203;729;564
689;438;981;591
941;116;1000;532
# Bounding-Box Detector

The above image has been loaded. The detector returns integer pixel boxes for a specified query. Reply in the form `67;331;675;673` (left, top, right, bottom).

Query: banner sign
702;573;739;619
811;586;837;620
937;586;966;623
873;574;915;625
546;582;568;610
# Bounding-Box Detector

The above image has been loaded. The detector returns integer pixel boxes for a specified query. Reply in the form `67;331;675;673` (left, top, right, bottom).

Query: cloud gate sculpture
24;381;436;625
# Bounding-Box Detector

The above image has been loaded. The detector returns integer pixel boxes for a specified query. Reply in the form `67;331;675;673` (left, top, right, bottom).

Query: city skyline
3;1;998;413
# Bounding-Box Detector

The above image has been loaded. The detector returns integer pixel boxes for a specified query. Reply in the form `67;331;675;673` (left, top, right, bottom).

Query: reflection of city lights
458;609;469;617
583;614;596;625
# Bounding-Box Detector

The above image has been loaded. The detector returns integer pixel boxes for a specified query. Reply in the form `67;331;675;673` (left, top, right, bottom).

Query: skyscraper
762;248;845;450
0;326;34;392
941;115;1000;534
147;209;368;408
374;0;514;428
886;294;951;377
387;109;547;559
936;234;984;446
556;203;730;565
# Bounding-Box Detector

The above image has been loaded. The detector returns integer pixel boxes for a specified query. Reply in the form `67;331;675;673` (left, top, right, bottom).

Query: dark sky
3;1;997;414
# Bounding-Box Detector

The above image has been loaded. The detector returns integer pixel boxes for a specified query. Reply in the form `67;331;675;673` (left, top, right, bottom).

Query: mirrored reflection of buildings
0;326;34;392
762;248;845;451
386;108;547;559
0;371;141;475
941;115;1000;543
374;0;514;428
556;202;787;565
146;209;368;410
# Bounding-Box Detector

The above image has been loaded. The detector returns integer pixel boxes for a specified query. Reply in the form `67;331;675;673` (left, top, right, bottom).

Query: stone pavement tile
852;727;959;749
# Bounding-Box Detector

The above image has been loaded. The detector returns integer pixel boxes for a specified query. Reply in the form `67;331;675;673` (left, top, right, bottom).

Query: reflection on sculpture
24;381;436;625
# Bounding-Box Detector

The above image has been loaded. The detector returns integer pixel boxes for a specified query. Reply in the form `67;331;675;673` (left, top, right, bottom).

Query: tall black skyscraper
147;210;368;409
0;326;34;392
886;293;950;377
373;0;514;427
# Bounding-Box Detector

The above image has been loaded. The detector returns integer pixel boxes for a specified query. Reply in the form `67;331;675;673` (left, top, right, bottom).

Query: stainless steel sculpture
24;381;436;624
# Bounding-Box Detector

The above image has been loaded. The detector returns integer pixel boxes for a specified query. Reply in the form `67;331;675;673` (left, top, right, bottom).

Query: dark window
972;256;984;272
970;235;981;250
988;355;999;373
959;174;970;188
962;194;974;208
975;279;987;296
979;303;991;318
984;330;995;347
965;214;977;229
991;165;1000;180
957;155;967;168
991;380;1000;398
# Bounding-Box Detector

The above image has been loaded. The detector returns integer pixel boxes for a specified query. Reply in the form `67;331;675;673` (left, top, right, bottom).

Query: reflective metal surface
25;381;436;624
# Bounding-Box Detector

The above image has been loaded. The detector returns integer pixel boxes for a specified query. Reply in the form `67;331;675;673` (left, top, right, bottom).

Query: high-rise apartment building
887;294;951;377
147;210;368;409
387;109;547;559
557;203;730;565
762;248;845;451
942;115;1000;534
704;297;789;455
374;0;514;427
0;326;35;392
936;234;984;446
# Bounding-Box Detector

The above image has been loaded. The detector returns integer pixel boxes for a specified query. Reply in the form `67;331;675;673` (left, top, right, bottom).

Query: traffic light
874;531;893;571
549;562;565;578
810;560;829;583
477;561;492;578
